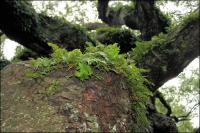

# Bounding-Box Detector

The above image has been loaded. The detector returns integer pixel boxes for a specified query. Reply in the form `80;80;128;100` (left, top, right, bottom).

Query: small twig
171;102;199;122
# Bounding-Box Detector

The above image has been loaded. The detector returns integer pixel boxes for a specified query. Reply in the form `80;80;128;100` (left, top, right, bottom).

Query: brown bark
1;63;134;132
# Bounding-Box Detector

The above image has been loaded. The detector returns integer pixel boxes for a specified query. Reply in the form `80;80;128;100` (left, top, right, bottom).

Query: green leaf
103;43;120;61
75;62;93;81
67;49;82;63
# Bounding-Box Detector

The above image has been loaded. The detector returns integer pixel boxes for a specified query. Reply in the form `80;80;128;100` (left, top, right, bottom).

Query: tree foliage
156;68;199;132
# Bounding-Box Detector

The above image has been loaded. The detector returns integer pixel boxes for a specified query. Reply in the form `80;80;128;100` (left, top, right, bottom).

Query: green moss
26;70;43;79
38;13;90;51
181;10;199;25
96;27;121;34
131;32;167;62
11;1;39;32
26;57;57;78
131;10;199;64
47;80;59;96
96;27;136;53
27;42;151;132
94;73;103;80
166;9;199;33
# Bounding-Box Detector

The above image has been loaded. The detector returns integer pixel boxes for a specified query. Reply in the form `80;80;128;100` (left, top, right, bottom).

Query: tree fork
97;0;169;40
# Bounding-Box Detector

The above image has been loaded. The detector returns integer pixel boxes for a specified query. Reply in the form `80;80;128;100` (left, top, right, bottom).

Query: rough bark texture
1;63;134;132
0;0;199;132
97;0;169;40
150;113;178;133
146;98;178;133
0;1;89;55
136;15;199;91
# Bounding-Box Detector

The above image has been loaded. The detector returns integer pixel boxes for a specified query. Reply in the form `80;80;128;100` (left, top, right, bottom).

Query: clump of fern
27;42;151;132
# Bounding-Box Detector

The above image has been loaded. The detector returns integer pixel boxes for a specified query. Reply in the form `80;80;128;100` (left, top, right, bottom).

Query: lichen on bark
1;63;134;132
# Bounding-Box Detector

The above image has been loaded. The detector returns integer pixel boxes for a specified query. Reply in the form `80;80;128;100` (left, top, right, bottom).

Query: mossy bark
96;27;137;53
136;14;199;91
0;0;199;132
1;63;134;132
0;0;90;56
97;0;170;40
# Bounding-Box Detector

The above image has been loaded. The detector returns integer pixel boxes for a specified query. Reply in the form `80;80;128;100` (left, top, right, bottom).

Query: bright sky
3;39;18;60
2;0;199;128
162;57;199;128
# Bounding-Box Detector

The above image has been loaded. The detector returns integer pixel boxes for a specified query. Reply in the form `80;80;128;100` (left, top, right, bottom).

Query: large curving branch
97;0;169;40
0;0;90;56
125;0;169;40
136;11;199;91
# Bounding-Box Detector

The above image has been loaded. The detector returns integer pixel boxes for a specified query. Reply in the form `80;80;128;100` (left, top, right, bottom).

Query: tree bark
97;0;169;40
0;0;199;103
136;14;199;91
0;0;90;56
0;0;199;132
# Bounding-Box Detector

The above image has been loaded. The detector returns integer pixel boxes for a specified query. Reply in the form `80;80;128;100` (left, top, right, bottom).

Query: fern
27;42;152;132
75;62;93;81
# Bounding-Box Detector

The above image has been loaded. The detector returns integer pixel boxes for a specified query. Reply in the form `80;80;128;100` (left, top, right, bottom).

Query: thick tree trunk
1;63;135;132
0;0;199;132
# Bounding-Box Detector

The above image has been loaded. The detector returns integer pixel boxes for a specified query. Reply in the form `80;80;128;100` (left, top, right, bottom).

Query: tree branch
125;0;170;40
84;22;109;31
97;0;169;40
0;0;199;93
136;10;199;91
171;102;199;122
0;0;90;55
153;91;172;116
97;0;110;25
